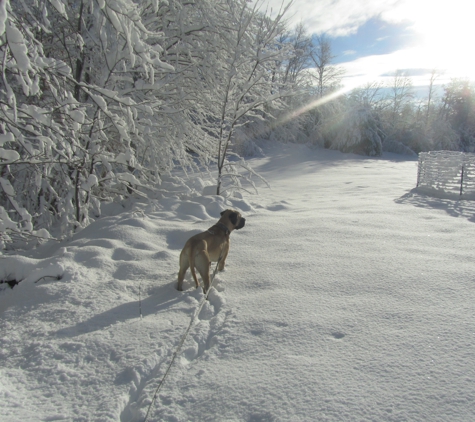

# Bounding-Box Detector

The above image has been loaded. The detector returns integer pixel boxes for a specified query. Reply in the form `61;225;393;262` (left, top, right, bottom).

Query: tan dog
177;209;246;293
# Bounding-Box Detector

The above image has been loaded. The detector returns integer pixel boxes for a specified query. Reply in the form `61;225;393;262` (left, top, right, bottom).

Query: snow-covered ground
1;143;474;422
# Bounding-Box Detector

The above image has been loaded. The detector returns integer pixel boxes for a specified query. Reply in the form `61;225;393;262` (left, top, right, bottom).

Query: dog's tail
188;246;200;289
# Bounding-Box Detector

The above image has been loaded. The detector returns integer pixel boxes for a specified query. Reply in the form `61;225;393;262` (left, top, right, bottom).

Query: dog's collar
207;222;230;236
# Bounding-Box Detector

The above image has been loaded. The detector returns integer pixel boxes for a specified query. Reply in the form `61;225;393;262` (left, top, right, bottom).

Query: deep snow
1;143;474;422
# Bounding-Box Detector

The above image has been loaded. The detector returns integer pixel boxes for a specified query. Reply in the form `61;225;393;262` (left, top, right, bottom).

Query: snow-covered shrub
382;137;416;155
233;135;264;158
327;107;383;156
429;121;459;151
384;119;458;155
233;122;266;157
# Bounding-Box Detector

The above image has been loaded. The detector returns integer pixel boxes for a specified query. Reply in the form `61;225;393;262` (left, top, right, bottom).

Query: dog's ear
220;210;226;216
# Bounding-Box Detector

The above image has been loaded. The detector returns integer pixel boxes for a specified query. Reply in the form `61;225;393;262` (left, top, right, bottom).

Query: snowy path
1;145;475;421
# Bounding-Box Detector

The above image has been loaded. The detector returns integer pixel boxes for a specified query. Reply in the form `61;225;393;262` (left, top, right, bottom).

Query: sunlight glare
391;0;475;79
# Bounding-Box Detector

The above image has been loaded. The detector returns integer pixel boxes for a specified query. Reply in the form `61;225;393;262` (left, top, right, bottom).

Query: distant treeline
0;0;473;246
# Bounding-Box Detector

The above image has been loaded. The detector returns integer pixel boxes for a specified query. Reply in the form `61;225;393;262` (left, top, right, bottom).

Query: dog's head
220;209;246;231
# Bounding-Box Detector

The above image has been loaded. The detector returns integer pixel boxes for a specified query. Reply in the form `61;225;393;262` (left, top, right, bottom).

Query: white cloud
258;0;475;86
259;0;400;36
262;0;471;38
338;47;455;92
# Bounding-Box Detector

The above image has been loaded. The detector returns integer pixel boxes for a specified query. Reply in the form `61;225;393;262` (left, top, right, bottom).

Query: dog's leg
195;250;211;293
218;242;230;271
177;250;189;291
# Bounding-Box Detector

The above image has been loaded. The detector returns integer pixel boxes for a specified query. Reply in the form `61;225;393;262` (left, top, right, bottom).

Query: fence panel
417;151;475;199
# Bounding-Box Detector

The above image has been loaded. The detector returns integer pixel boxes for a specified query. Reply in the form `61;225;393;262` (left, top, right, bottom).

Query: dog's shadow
54;278;191;338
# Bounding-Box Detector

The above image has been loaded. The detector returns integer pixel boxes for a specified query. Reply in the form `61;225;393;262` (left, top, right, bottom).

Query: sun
399;0;475;80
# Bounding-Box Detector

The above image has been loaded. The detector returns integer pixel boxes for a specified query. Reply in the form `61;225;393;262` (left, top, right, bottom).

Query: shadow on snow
396;189;475;223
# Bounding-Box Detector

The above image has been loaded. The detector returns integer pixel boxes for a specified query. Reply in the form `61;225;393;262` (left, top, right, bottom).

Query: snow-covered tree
141;0;297;195
384;70;414;132
188;0;294;195
0;0;305;247
327;107;383;156
311;34;344;99
440;79;475;151
0;0;175;245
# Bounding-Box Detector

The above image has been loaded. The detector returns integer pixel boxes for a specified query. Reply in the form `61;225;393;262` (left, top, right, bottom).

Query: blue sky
329;18;416;65
262;0;475;92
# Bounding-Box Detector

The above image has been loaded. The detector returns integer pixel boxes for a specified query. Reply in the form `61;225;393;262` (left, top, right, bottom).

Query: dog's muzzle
236;218;245;230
